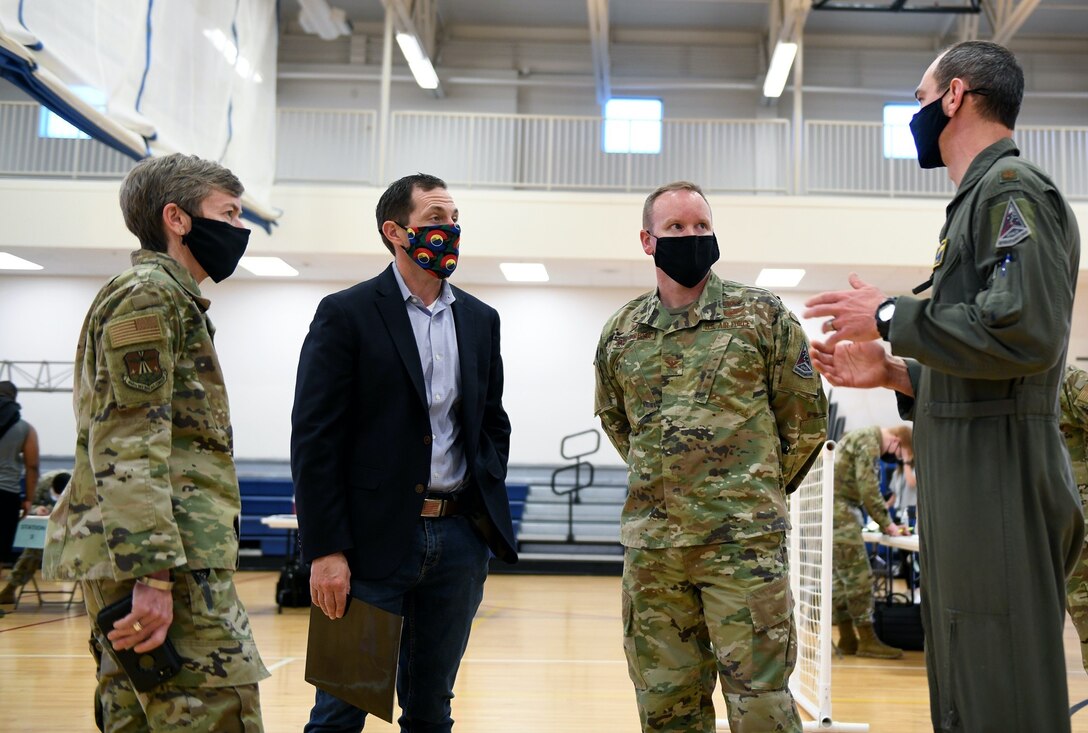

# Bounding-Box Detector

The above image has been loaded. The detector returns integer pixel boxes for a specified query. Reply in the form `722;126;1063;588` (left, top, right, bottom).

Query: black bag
873;593;924;651
276;559;312;608
0;397;20;441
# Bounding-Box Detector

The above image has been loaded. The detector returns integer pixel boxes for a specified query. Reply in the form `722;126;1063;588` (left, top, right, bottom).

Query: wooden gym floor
2;571;1087;732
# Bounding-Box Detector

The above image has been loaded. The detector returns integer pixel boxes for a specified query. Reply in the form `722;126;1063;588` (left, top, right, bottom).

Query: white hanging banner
0;0;280;228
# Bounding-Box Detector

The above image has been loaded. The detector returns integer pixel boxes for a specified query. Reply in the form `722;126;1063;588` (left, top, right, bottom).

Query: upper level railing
1;101;1085;200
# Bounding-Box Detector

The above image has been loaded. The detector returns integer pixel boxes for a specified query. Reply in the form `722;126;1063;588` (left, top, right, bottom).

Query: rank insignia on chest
932;238;948;269
995;198;1031;249
122;349;167;392
793;342;814;379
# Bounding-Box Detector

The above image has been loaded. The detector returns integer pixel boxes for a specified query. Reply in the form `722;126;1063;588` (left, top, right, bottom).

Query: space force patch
995;198;1031;249
793;342;814;379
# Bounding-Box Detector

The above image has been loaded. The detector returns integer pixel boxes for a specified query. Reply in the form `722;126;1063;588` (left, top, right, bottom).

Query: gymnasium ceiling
4;1;1087;294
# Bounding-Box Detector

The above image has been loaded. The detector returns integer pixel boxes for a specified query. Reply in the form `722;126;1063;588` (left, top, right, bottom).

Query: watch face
879;302;896;321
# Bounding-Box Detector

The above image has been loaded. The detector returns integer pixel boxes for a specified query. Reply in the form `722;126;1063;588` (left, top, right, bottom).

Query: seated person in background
0;469;71;606
1061;364;1088;674
892;449;918;530
832;425;908;659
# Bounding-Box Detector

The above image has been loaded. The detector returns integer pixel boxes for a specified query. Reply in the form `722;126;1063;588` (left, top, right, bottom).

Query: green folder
305;596;403;723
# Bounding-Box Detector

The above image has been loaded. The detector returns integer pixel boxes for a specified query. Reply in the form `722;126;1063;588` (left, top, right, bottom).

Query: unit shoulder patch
793;342;814;379
121;349;167;392
995;198;1031;249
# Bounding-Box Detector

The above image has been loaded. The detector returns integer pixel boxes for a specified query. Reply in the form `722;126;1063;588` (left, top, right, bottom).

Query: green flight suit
1060;365;1088;673
888;139;1083;733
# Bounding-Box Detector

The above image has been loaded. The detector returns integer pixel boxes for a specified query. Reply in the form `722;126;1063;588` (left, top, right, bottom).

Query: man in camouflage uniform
805;42;1081;732
831;426;907;659
594;181;827;733
1061;364;1088;673
0;469;70;605
43;154;268;732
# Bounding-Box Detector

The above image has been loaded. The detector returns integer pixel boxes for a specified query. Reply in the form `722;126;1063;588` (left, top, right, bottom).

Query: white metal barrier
275;107;377;183
387;110;791;193
0;101;136;178
2;100;1085;201
806;119;1088;199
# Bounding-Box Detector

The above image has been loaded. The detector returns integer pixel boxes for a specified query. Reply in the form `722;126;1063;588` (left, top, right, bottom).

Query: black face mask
181;212;250;283
881;452;898;464
910;89;951;169
652;234;719;288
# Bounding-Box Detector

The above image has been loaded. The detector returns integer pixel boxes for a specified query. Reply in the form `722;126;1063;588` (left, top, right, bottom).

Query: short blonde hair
642;181;709;231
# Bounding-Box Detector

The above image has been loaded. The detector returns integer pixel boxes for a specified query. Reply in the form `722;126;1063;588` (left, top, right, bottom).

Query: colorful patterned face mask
402;223;461;279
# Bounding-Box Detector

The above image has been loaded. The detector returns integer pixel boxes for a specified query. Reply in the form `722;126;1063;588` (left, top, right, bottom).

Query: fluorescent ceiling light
762;41;798;99
500;263;549;283
396;32;440;90
238;256;299;277
755;268;805;288
0;252;44;271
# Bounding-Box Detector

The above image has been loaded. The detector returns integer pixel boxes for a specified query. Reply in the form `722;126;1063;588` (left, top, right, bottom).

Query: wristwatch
875;297;897;341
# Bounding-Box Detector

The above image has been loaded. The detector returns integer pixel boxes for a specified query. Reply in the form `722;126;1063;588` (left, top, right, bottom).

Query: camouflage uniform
595;272;827;733
1061;365;1088;673
43;250;268;732
831;427;892;626
2;469;67;594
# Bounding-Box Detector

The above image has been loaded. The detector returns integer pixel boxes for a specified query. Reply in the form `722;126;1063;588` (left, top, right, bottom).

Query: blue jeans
304;514;491;733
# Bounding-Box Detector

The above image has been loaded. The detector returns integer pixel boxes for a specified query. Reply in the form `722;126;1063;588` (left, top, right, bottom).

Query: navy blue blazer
291;264;517;579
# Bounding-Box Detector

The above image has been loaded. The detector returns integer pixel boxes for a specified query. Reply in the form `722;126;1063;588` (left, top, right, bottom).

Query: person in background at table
0;381;39;574
1060;364;1088;674
831;425;908;659
892;447;918;530
0;469;70;607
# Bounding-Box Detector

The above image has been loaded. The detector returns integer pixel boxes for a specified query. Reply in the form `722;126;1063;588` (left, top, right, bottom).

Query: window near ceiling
603;98;663;154
38;86;107;139
883;103;919;159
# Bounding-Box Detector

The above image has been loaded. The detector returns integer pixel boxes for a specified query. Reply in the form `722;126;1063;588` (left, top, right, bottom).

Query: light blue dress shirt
392;263;465;493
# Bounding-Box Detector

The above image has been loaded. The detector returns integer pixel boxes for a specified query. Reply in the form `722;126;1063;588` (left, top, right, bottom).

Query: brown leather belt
420;496;463;518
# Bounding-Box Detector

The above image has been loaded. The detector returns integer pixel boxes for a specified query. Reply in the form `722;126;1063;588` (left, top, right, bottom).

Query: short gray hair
119;154;244;252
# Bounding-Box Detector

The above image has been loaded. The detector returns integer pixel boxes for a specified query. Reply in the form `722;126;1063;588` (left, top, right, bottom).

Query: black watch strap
876;297;896;341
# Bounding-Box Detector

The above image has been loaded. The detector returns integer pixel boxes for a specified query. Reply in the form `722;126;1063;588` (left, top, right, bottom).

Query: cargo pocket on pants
622;590;648;691
747;574;795;691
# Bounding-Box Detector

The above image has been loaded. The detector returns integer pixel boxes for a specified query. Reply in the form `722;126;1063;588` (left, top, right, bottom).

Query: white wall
0;267;955;469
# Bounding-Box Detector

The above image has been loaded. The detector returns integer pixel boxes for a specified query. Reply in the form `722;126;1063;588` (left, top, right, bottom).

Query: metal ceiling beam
812;0;980;12
379;0;445;97
586;0;611;106
764;0;812;96
991;0;1041;45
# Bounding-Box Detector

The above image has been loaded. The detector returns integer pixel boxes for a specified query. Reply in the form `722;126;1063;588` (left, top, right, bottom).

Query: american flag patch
108;314;164;348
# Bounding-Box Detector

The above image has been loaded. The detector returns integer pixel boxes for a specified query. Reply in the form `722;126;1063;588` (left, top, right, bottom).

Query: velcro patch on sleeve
121;349;167;392
108;313;164;348
793;342;814;379
995;198;1031;249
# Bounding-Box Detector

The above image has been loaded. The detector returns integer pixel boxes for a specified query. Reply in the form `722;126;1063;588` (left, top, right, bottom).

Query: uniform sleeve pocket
976;254;1023;328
